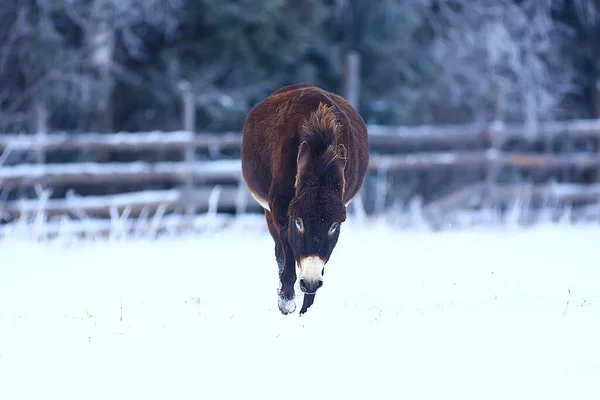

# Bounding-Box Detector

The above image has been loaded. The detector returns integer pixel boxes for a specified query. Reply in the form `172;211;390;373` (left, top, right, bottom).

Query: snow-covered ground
1;220;599;400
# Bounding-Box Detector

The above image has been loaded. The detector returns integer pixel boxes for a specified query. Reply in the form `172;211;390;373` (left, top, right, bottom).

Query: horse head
287;138;348;295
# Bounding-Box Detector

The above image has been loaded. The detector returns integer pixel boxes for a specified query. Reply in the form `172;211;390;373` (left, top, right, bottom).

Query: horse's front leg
269;195;298;315
265;211;284;274
276;230;297;314
299;293;315;315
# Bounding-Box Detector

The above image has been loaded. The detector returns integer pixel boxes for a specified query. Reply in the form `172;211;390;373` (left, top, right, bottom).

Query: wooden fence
1;118;600;230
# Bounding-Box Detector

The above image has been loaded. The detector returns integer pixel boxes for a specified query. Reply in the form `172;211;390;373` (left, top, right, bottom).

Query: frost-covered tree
418;0;580;125
0;0;181;133
0;1;77;133
1;0;600;133
330;0;600;125
328;0;435;125
552;0;600;119
132;0;342;132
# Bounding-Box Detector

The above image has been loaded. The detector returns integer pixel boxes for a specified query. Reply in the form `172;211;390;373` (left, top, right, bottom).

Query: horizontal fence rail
0;160;241;185
2;118;600;152
1;117;600;235
2;187;262;218
0;131;242;152
367;118;600;144
3;182;599;219
2;151;600;186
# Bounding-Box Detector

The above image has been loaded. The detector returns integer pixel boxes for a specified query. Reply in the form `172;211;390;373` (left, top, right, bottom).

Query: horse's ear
334;143;347;171
297;140;311;173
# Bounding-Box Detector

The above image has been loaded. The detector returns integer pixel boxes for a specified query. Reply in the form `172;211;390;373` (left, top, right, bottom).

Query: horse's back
241;83;369;207
241;83;313;202
270;82;312;96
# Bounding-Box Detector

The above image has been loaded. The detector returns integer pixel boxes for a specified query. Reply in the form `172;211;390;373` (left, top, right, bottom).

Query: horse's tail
300;102;340;156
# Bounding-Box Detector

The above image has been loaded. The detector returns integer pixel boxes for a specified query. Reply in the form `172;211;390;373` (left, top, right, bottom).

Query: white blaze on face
298;255;326;286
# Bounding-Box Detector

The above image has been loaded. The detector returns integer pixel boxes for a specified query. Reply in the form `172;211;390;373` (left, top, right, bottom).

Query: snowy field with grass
1;217;599;400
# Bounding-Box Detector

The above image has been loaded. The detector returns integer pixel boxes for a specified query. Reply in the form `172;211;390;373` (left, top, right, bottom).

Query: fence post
343;50;367;220
180;81;197;217
29;99;49;238
593;80;600;119
343;50;361;110
32;99;48;164
484;83;506;214
593;79;600;191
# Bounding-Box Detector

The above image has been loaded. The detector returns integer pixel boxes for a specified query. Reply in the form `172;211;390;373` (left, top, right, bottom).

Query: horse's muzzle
298;255;326;294
299;278;323;294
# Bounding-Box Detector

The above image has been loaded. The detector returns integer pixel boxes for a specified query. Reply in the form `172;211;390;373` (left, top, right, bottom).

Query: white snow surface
1;223;599;400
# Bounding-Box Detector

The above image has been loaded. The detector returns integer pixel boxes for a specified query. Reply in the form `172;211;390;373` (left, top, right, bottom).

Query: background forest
1;0;600;136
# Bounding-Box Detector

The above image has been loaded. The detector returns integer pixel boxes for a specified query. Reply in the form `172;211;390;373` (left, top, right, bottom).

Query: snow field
0;222;599;399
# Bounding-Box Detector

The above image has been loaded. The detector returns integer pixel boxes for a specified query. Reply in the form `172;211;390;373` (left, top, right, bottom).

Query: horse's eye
294;218;304;231
328;222;339;235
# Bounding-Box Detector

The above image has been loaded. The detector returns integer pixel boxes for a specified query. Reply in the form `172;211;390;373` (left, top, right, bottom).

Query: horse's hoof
299;293;315;316
278;296;296;315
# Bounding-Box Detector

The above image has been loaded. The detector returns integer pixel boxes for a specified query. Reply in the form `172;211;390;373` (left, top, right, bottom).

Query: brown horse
241;83;369;315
